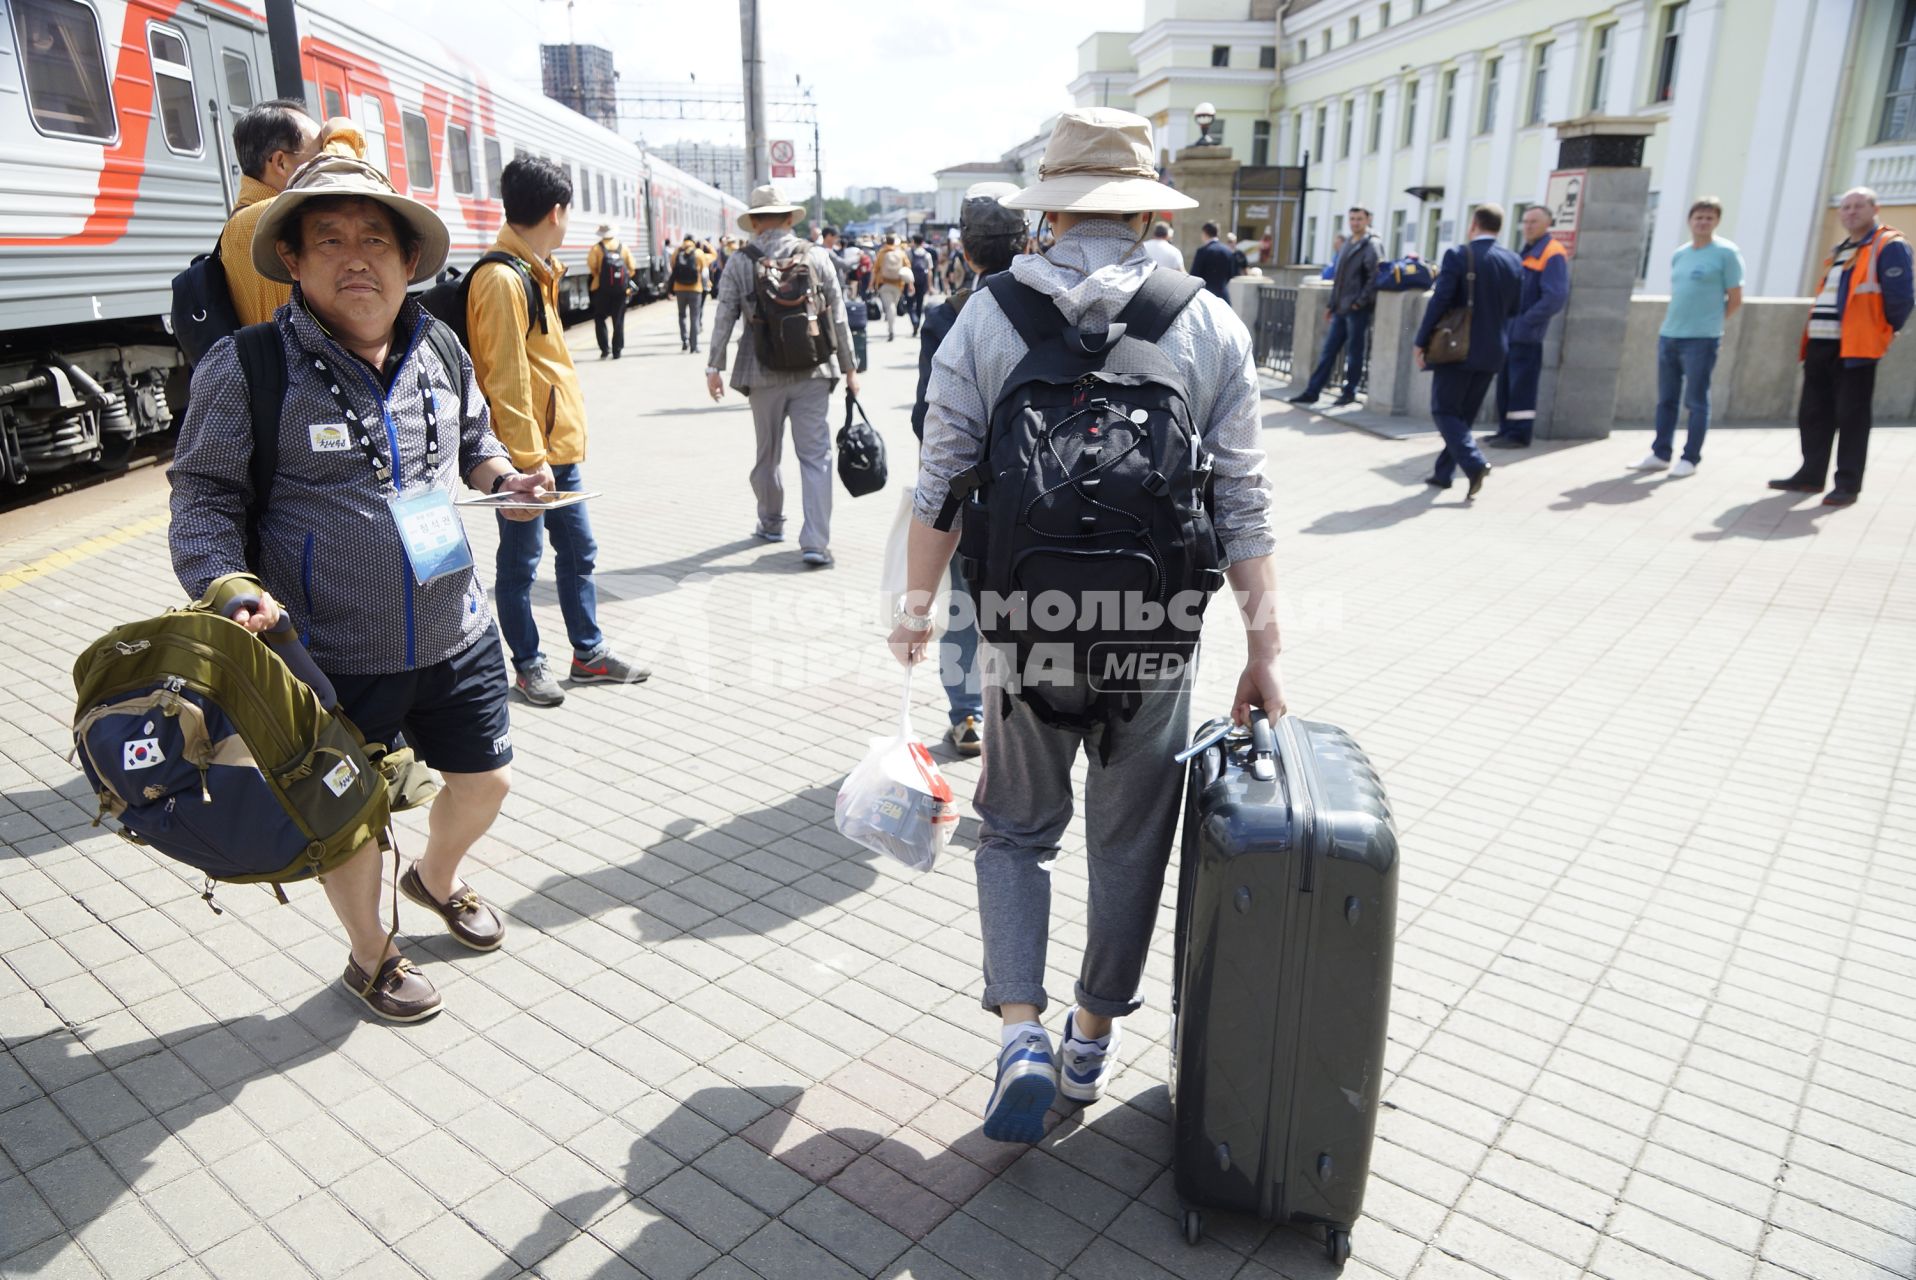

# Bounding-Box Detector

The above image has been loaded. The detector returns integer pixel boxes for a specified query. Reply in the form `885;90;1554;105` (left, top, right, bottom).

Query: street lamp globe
1193;102;1218;146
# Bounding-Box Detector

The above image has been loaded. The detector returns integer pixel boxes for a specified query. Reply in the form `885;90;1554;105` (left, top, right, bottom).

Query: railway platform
2;299;1914;1280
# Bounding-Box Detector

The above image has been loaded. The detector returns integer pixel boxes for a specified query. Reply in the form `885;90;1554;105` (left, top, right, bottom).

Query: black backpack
230;319;465;572
671;248;702;286
600;244;629;293
171;244;243;369
741;244;834;371
932;270;1224;752
418;251;546;348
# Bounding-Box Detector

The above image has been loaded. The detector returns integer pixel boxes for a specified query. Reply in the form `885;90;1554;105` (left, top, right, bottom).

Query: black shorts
329;629;513;775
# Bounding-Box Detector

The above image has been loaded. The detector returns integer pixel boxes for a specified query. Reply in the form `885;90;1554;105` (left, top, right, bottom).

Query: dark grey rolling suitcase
1171;711;1397;1265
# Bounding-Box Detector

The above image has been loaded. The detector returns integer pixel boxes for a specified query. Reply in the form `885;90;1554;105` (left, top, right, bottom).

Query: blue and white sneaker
1058;1007;1121;1103
982;1025;1058;1144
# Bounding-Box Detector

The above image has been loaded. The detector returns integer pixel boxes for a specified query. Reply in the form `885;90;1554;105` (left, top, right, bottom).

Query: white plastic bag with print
879;480;950;635
834;669;958;873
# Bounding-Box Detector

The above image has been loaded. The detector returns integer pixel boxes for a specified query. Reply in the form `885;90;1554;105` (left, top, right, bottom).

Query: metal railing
1254;287;1297;377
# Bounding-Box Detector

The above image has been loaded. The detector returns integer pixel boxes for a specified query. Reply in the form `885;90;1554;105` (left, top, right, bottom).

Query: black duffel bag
836;393;888;497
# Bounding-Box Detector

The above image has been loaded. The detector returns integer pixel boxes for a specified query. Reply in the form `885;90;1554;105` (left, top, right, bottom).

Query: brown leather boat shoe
342;955;442;1022
399;866;506;951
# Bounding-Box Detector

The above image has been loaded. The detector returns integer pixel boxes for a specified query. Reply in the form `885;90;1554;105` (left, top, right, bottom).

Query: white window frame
13;0;119;143
146;22;203;157
447;121;474;196
360;94;387;177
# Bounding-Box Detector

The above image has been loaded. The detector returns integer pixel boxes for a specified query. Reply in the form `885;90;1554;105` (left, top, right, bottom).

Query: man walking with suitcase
889;107;1284;1143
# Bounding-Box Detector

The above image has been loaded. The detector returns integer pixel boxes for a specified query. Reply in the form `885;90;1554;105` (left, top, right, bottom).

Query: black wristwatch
490;472;511;494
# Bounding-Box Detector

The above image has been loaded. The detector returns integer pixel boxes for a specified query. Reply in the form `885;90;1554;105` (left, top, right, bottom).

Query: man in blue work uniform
1483;204;1568;449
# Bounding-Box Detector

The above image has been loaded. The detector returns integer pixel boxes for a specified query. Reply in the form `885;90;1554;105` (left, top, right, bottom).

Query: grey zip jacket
169;294;507;674
915;219;1275;564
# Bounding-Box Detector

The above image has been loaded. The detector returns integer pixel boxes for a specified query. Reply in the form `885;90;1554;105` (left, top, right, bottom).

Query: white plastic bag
834;670;958;872
879;479;950;634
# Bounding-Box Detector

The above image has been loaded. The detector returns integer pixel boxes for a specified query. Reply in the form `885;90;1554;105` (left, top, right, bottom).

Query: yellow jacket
587;239;636;293
217;121;366;325
466;224;586;469
669;244;712;294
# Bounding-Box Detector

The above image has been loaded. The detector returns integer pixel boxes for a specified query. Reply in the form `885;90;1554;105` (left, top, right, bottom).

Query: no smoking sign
770;139;796;178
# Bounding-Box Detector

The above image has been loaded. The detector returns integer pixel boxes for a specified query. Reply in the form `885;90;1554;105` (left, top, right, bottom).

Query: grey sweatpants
972;656;1193;1019
746;378;833;554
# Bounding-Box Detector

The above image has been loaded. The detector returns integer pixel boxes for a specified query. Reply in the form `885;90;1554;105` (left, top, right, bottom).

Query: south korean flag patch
123;738;165;770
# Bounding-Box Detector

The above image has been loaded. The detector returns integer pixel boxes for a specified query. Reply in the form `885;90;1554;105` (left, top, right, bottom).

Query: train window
324;87;343;119
222;50;254;111
484;138;503;194
578;165;591;212
360;95;387;177
401;110;432;191
447;123;473;196
11;0;118;142
597;172;607;214
146;24;202;155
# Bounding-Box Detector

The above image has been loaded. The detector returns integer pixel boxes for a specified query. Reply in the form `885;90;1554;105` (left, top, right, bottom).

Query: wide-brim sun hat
737;184;806;231
597;223;614;238
252;154;449;285
1004;107;1197;214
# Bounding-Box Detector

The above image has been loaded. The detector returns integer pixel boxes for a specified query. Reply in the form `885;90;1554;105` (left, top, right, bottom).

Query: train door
201;17;268;207
309;49;350;122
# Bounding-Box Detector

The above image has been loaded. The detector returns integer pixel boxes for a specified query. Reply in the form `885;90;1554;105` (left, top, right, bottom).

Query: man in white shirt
1140;220;1184;272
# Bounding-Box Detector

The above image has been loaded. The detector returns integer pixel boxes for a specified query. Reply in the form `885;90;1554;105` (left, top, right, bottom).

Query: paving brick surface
3;299;1914;1279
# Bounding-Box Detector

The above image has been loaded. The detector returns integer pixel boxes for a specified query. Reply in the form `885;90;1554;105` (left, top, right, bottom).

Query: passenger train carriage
0;0;744;484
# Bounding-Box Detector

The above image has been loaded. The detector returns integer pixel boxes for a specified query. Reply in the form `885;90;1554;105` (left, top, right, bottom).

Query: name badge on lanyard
312;348;475;585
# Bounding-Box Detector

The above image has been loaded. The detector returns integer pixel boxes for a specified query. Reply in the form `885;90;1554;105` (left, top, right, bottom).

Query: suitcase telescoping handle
1247;710;1278;782
222;593;340;712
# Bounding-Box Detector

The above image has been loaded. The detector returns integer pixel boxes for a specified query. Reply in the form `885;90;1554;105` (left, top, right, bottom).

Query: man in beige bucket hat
886;107;1286;1141
171;153;550;1022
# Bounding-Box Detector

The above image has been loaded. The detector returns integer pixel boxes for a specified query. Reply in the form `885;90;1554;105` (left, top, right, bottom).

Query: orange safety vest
1801;225;1905;362
1521;236;1569;272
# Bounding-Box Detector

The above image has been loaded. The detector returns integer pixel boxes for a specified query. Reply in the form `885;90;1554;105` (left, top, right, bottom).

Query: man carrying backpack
169;156;549;1021
705;185;860;567
671;235;710;352
588;223;637;360
874;234;913;342
889;108;1283;1143
467;158;649;706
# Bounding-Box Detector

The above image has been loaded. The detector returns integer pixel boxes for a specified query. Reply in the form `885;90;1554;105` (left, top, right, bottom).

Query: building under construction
540;43;618;131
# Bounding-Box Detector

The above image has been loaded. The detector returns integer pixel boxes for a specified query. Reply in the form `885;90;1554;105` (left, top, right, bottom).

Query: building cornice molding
1129;17;1280;64
1130;66;1282;100
1283;0;1523;83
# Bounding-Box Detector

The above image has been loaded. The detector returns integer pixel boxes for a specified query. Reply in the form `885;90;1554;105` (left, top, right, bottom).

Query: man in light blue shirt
1632;196;1744;476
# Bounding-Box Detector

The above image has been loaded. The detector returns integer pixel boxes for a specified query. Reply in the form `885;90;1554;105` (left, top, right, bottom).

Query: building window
1655;2;1687;103
484;136;503;194
222;51;255;112
1341;98;1355;157
1322;29;1331;55
11;0;117;142
146;24;202;155
1349;16;1360;43
446;123;474;196
1292;111;1305;161
1252;119;1271;166
1209;118;1226;144
1479;57;1502;134
1368;91;1385;153
1260;45;1277;69
1438;68;1456;139
361;95;387;177
1390;209;1407;256
1297;40;1308;63
1314;106;1328;160
1306;216;1319;258
1882;1;1916;140
1414;0;1427;13
1380;2;1392;29
1402;78;1419;148
1589;24;1615;113
1509;203;1531;249
1528;41;1552;125
402;110;433;191
1212;45;1230;67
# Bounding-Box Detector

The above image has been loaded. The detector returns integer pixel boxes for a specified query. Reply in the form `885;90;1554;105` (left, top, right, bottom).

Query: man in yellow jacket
586;224;637;360
467;157;649;706
218;102;365;325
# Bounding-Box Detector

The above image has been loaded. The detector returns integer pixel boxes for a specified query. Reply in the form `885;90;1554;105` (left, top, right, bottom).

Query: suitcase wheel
1326;1227;1351;1266
1181;1208;1202;1246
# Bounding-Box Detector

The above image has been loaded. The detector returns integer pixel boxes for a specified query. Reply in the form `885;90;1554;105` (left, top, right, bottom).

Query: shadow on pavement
1693;491;1834;541
1548;470;1666;511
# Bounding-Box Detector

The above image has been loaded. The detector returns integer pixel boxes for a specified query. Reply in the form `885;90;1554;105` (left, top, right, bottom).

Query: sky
366;0;1145;196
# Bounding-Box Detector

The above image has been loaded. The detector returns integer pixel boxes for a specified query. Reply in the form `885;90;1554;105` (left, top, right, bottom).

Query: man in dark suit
1192;221;1236;299
1413;204;1524;499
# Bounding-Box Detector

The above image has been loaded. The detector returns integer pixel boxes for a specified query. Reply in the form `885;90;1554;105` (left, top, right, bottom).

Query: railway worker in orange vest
1483;204;1569;449
467;157;649;707
1771;187;1913;506
219;101;365;326
587;223;637;360
172;155;548;1021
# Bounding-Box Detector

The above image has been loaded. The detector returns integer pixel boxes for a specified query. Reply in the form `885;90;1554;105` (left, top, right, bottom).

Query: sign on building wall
1545;169;1586;256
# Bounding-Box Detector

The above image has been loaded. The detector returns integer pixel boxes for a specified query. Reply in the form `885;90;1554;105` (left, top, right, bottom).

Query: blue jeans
940;553;983;724
493;462;605;671
1429;367;1496;484
1303;308;1371;398
1653;336;1720;463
